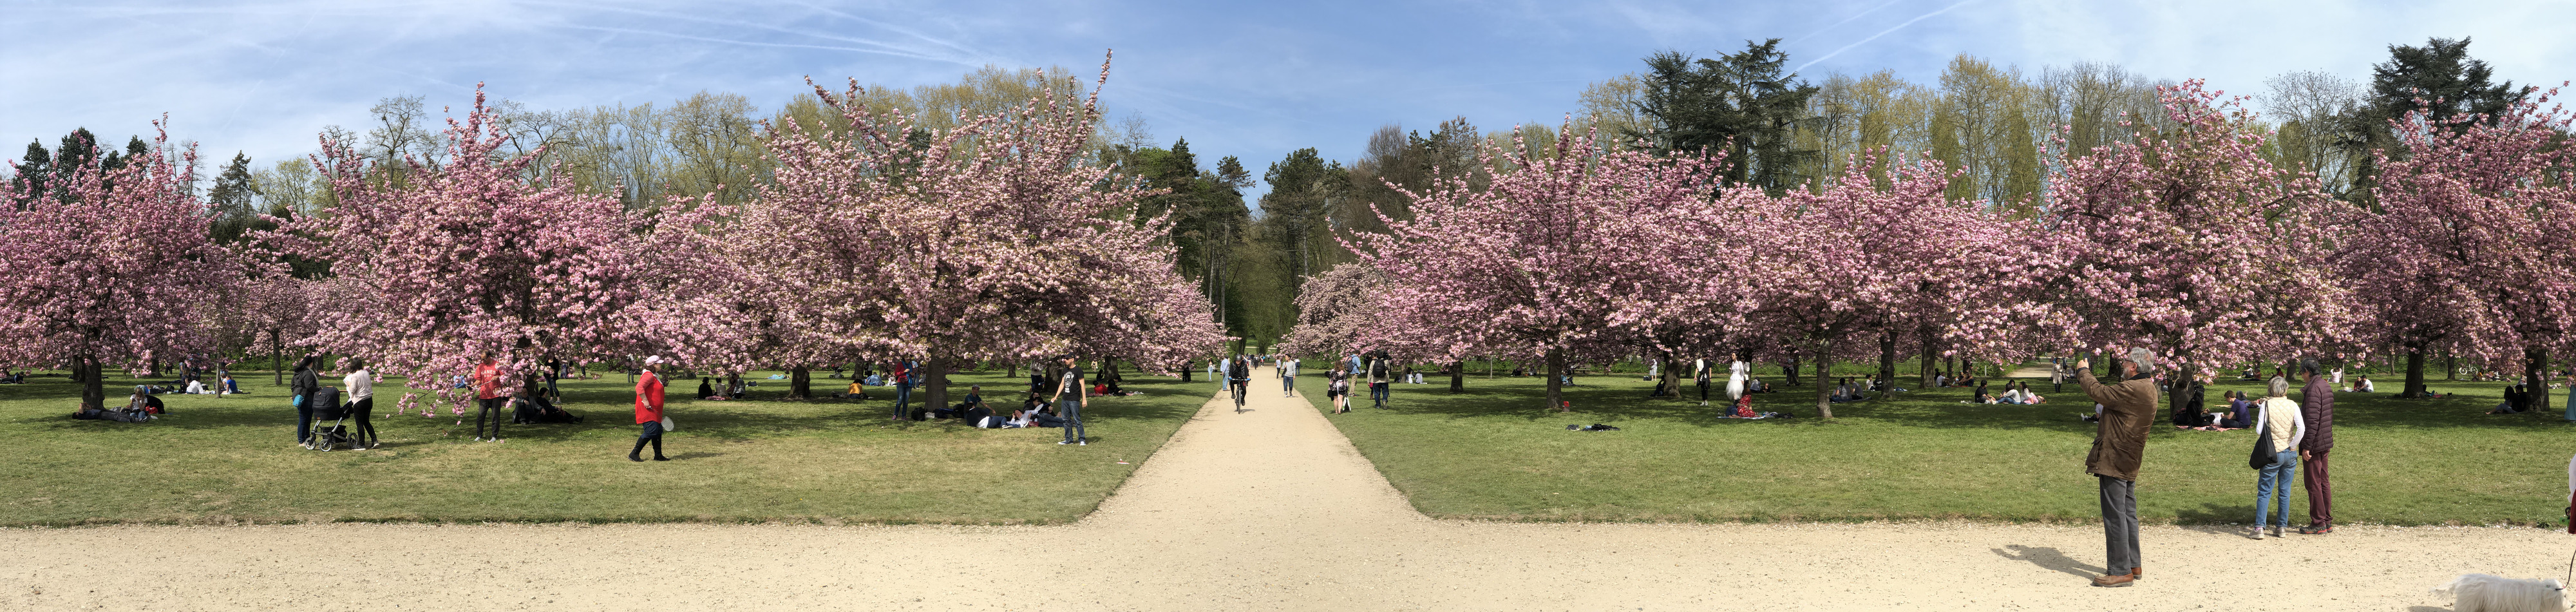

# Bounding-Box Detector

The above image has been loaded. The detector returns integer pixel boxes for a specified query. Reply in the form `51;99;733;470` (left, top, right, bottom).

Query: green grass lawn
1300;367;2574;526
0;367;1211;526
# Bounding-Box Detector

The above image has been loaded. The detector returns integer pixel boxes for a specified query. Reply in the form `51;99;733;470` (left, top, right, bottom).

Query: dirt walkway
2;366;2562;611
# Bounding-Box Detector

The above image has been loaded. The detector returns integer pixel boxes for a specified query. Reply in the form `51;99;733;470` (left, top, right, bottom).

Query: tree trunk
2524;346;2551;414
79;355;106;411
1448;361;1464;393
1813;345;1835;419
2445;352;2457;381
1005;361;1016;380
2399;344;2427;399
1545;348;1567;412
1655;351;1680;397
272;329;285;386
790;366;812;399
923;358;952;417
1917;326;1936;390
1877;331;1897;399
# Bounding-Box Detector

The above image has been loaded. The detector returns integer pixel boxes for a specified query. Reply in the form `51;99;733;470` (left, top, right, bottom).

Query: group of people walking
2075;349;2334;588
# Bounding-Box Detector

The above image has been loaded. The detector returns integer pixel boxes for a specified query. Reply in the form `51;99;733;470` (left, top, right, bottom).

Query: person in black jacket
290;356;321;448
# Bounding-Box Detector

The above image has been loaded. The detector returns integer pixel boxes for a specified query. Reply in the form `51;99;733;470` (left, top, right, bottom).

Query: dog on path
2433;573;2566;612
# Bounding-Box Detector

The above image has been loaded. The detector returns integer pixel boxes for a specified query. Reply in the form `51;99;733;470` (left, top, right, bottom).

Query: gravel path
2;366;2563;611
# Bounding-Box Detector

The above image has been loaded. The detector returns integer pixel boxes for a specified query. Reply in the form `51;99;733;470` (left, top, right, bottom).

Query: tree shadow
1991;544;2103;578
1379;374;2576;435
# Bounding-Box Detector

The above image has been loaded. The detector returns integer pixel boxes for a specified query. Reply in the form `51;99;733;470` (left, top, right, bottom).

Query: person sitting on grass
697;376;723;400
2490;385;2529;414
1830;378;1866;403
2353;376;2374;393
839;379;868;399
2203;393;2252;430
220;373;240;394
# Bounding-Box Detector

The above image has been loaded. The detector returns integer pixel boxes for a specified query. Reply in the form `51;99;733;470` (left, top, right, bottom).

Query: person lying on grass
73;392;158;423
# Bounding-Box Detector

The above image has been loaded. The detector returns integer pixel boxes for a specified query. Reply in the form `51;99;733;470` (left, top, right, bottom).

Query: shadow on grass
1388;374;2576;436
1;372;1210;443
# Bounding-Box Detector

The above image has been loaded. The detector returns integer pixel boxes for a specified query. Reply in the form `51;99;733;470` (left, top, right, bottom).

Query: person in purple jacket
2297;358;2335;534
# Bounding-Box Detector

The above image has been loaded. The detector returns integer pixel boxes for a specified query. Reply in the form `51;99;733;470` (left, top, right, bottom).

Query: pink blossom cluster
0;122;242;408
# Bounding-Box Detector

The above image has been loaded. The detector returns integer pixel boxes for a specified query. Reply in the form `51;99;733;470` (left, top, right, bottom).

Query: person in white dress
1727;352;1750;400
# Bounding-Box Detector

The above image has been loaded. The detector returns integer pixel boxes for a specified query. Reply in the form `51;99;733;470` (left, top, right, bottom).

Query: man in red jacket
630;356;668;462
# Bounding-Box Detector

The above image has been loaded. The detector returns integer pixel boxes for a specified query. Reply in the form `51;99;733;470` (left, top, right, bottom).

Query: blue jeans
1370;382;1388;408
1283;376;1295;396
1058;400;1084;443
893;383;911;419
293;396;311;443
2255;449;2300;528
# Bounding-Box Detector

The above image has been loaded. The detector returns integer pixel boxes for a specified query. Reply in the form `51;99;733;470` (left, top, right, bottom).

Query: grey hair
2268;376;2291;398
2123;347;2156;376
2300;358;2320;376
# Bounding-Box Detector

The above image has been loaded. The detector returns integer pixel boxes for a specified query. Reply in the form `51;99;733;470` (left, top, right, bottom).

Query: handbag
2248;423;2277;469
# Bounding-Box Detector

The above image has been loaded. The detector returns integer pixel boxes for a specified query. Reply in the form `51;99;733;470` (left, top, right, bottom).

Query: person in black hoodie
290;356;321;448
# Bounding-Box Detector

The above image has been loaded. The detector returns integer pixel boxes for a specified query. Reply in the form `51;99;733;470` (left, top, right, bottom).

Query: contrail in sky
1792;0;1982;74
1792;0;1908;43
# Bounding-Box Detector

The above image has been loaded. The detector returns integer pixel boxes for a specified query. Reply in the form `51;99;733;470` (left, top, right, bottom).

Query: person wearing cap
2075;347;2157;587
630;356;668;461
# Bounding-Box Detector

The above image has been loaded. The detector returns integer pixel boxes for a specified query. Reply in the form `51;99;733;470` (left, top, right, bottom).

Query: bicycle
1231;378;1249;412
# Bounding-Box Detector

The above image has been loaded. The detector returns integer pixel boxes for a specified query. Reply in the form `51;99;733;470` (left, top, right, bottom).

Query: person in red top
473;356;509;442
629;355;669;462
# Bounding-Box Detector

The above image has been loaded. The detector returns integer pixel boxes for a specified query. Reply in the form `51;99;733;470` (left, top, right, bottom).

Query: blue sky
5;0;2570;202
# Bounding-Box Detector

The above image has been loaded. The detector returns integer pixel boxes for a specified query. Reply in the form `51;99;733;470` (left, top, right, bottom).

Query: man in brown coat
2076;347;2158;588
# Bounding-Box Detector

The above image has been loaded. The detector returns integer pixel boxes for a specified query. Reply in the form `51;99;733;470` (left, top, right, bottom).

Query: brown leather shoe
2092;573;2135;588
2131;566;2141;579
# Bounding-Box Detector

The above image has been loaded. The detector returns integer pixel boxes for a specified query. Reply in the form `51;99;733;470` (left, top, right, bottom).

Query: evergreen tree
1631;39;1820;195
207;153;260;244
2339;37;2526;206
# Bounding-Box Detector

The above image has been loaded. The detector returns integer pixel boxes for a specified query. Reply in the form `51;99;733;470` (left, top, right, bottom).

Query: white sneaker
1078;440;1087;446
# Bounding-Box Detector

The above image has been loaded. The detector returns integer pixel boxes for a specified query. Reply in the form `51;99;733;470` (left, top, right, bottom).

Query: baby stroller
306;387;350;451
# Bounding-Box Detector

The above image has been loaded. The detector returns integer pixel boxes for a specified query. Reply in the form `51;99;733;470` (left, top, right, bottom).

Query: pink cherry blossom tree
1349;124;1728;411
1277;262;1385;359
2343;88;2576;406
265;86;719;416
2043;80;2351;412
0;123;242;409
1736;154;2050;418
733;56;1222;413
219;273;319;385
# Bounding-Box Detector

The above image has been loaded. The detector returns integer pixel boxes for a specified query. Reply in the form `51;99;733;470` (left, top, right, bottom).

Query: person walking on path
472;357;508;442
1217;355;1233;393
2297;358;2336;534
290;356;320;448
1051;356;1087;445
1282;358;1299;398
629;356;668;462
2076;347;2157;588
343;359;379;450
2051;359;2067;393
2249;376;2306;539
